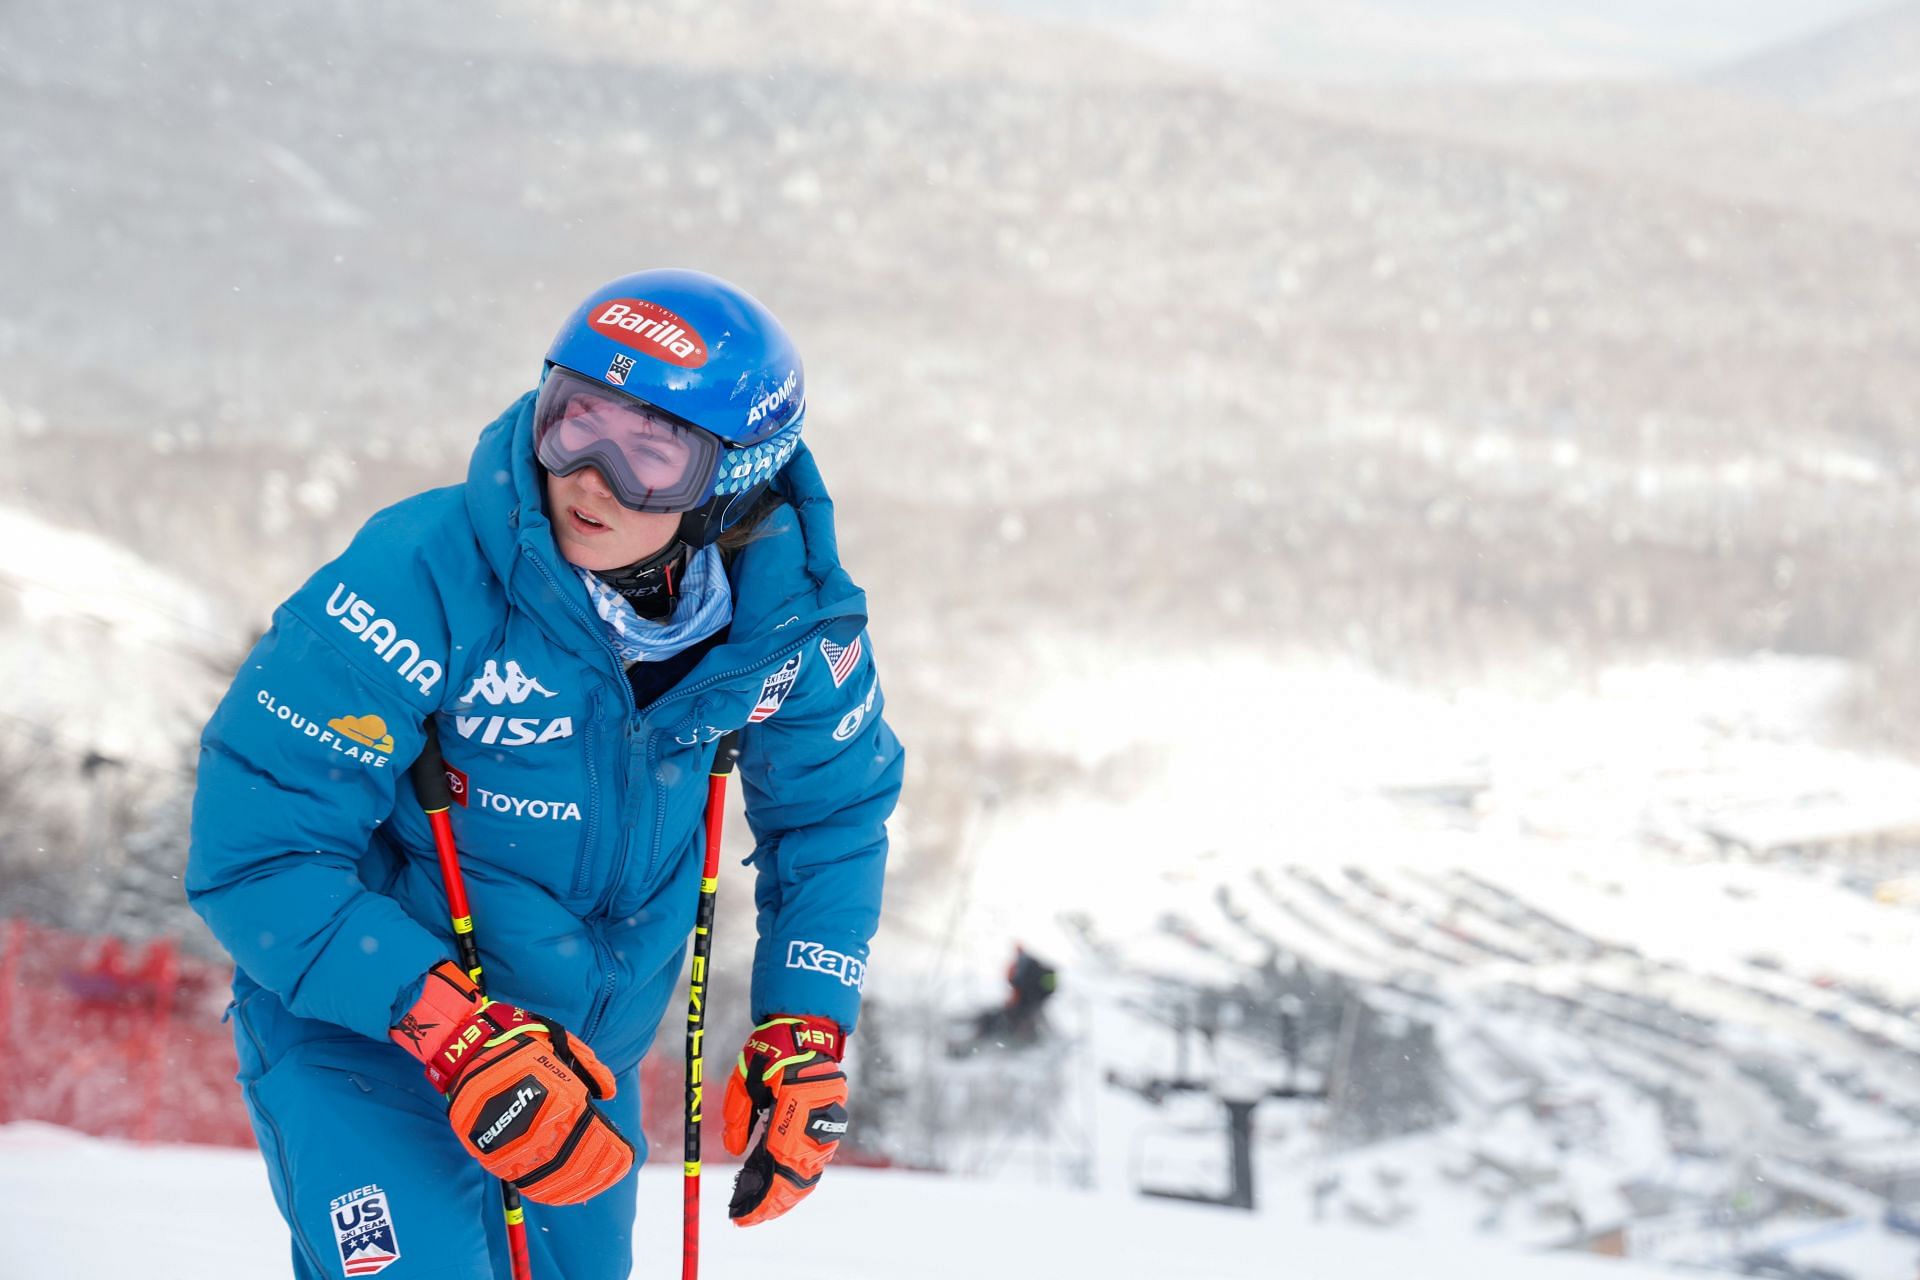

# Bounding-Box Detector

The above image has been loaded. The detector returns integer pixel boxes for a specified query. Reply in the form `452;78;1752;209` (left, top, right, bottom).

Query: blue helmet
540;269;806;547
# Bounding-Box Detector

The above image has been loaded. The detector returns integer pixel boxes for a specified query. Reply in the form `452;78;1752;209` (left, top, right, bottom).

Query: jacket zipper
524;547;633;1040
522;548;637;715
581;918;619;1044
638;621;837;890
649;621;834;710
579;621;846;1042
592;623;837;927
572;690;602;898
525;543;850;1036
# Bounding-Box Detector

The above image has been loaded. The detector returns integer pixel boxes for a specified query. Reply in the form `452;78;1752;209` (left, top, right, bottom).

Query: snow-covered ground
0;1121;1683;1280
901;645;1920;1002
870;648;1920;1279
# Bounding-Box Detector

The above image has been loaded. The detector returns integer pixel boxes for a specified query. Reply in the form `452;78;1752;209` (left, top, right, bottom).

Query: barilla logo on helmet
589;298;709;369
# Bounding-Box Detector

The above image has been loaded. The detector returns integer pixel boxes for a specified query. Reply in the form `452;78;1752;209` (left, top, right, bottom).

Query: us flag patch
819;636;862;688
329;1184;401;1276
750;652;804;722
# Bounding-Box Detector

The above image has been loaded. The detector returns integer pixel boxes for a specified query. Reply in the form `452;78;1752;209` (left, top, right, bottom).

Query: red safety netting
0;919;782;1167
1;918;253;1146
2;919;884;1170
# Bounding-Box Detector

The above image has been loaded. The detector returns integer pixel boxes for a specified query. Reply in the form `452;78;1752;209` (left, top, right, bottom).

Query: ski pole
411;722;534;1280
684;731;742;1280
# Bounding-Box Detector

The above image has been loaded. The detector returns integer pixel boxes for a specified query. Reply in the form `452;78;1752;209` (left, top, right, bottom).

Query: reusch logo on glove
589;298;708;368
805;1102;849;1143
471;1078;548;1152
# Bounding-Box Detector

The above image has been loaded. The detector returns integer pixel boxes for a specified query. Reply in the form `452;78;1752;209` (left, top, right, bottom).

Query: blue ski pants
232;984;647;1280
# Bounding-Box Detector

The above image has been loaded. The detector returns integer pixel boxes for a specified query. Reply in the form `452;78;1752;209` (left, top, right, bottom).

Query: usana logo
324;584;442;696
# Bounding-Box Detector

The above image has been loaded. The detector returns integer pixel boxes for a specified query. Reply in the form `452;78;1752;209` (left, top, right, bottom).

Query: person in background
187;269;903;1280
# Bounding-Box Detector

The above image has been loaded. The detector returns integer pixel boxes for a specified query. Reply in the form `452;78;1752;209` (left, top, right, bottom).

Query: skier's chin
557;536;625;572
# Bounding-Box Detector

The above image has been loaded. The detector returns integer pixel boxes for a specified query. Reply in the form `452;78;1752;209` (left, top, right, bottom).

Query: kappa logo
749;652;804;723
324;584;442;697
461;660;558;706
255;691;393;769
786;940;866;990
674;723;727;747
832;678;878;743
455;660;570;746
329;1184;401;1276
588;298;709;369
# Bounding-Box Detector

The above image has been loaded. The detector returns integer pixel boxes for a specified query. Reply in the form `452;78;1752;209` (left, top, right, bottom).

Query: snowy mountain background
7;1;1920;1276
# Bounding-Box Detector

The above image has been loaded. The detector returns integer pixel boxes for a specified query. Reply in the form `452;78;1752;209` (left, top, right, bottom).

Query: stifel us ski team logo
749;652;804;723
329;1184;400;1276
818;636;861;689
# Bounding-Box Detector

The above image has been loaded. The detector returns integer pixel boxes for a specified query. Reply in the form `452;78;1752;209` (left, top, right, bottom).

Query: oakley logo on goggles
534;367;722;513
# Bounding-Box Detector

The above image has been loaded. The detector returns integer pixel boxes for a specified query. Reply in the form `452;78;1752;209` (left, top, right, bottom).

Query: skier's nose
577;466;615;500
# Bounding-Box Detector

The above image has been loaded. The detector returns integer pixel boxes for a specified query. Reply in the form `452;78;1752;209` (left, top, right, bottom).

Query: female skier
187;269;903;1280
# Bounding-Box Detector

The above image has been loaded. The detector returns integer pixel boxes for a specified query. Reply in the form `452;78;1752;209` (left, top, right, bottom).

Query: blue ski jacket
186;393;903;1072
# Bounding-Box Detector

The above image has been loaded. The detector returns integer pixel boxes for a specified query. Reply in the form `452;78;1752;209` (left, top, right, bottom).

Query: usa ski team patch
750;652;804;722
818;636;862;688
329;1184;401;1276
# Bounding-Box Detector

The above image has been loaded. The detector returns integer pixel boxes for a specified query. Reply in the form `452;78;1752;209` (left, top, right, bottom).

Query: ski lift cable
917;783;998;1009
907;782;1002;1176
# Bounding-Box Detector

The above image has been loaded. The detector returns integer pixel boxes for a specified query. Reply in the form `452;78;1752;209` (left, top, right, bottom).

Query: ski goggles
533;366;724;513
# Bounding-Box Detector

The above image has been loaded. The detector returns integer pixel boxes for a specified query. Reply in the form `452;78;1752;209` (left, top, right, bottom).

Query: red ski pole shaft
684;732;742;1280
412;723;533;1280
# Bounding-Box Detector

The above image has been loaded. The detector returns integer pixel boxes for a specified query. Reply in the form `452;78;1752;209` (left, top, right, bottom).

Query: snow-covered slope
0;504;232;771
866;649;1920;1278
0;1122;1680;1280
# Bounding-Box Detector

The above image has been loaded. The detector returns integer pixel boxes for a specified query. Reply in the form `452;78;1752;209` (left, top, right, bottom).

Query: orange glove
391;961;635;1206
722;1014;849;1226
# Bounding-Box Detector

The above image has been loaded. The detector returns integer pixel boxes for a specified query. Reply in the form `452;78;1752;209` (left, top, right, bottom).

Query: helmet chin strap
593;537;690;622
